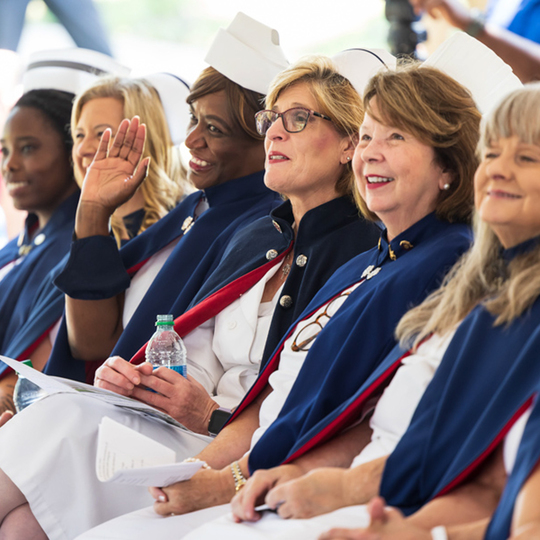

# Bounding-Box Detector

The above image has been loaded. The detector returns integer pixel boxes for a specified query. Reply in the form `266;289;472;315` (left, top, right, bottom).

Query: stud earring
346;156;351;161
443;183;451;191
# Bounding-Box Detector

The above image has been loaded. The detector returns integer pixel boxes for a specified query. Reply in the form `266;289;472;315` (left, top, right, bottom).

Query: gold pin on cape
181;216;194;234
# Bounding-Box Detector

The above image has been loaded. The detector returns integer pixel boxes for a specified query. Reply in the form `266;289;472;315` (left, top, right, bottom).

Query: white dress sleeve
182;263;281;410
351;330;456;467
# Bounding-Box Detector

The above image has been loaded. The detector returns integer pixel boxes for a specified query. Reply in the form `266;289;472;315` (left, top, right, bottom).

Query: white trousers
0;393;211;540
76;503;370;540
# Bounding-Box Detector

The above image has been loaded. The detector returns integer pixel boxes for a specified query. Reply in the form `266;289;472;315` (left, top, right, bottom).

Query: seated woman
0;88;79;410
45;13;289;382
0;73;190;407
0;46;383;540
73;60;480;540
220;82;540;540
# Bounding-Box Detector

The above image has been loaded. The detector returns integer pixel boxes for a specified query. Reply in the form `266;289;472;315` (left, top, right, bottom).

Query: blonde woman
0;74;190;381
70;75;188;244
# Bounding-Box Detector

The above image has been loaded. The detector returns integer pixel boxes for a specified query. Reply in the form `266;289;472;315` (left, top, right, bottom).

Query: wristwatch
208;407;232;436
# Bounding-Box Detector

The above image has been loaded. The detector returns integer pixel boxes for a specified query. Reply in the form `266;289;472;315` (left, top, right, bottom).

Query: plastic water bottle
13;359;48;412
145;314;187;377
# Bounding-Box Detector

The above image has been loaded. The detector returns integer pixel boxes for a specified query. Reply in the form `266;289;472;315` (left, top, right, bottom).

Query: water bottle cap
155;314;174;326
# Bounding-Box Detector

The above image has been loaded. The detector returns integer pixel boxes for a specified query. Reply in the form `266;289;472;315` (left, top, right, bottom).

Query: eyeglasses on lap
291;291;351;352
255;107;333;136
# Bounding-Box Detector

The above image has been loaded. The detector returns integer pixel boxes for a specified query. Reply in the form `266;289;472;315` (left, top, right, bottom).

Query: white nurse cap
332;48;397;98
424;32;523;115
23;48;131;95
204;12;289;95
143;72;191;146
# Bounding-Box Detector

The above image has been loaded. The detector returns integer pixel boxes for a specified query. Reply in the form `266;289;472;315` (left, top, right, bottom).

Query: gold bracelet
183;457;211;470
230;461;247;492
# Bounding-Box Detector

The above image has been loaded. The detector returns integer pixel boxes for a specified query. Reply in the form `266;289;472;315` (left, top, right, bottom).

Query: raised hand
80;117;150;217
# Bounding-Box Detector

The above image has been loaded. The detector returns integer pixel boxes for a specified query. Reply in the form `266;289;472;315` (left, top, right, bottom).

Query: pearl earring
346;156;351;161
443;183;451;191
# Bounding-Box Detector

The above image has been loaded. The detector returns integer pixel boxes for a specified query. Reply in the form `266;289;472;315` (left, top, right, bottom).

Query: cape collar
502;235;540;264
17;189;80;257
202;170;269;207
270;196;363;244
376;213;450;264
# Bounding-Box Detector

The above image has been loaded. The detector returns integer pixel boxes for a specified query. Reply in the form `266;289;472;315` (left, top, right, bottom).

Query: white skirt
76;503;370;540
0;393;211;540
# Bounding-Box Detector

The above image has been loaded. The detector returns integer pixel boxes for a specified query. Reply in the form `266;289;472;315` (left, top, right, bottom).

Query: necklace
281;251;293;280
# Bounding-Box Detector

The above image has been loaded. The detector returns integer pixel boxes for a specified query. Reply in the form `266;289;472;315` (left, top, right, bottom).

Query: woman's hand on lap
231;464;304;522
130;369;218;434
266;467;351;520
94;356;152;396
149;467;234;516
319;497;430;540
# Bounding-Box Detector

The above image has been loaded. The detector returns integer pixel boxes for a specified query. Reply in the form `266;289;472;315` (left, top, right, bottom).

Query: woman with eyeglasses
0;43;383;539
71;60;479;540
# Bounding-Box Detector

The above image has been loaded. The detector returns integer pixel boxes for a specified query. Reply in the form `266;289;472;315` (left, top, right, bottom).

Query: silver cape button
34;233;46;246
279;295;293;308
296;254;308;267
266;249;278;260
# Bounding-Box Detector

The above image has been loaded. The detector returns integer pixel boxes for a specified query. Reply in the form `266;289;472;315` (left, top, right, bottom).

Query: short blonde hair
72;77;187;244
397;83;540;349
265;55;364;199
357;62;481;223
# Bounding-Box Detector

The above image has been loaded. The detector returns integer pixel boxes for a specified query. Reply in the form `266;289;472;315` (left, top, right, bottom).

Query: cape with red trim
0;189;202;369
3;172;280;381
234;214;472;473
485;390;540;540
381;239;540;515
0;190;79;355
128;196;379;365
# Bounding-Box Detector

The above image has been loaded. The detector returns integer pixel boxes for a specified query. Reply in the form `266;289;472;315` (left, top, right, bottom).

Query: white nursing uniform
0;262;279;540
78;330;456;540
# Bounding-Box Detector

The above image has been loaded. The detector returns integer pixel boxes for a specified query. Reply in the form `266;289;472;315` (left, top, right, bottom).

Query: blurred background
0;0;486;244
9;0;390;80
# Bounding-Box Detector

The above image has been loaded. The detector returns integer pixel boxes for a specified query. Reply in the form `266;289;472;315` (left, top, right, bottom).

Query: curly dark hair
15;89;75;156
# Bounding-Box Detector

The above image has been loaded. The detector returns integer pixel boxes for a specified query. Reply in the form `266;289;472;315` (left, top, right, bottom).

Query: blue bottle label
152;364;187;378
168;364;187;378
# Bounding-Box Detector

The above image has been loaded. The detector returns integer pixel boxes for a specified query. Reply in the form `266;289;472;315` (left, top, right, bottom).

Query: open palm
81;117;149;214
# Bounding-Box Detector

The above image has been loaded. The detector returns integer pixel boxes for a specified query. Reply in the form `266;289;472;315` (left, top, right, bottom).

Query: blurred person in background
409;0;540;82
0;0;112;55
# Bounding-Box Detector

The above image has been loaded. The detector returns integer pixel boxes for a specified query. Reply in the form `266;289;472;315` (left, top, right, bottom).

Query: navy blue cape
129;196;379;367
381;239;540;515
0;190;79;355
226;214;472;473
485;389;540;540
4;172;280;381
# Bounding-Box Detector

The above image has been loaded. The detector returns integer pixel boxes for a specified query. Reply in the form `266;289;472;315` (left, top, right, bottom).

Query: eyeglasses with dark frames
291;291;351;352
255;107;333;137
